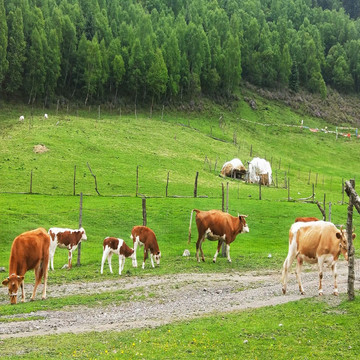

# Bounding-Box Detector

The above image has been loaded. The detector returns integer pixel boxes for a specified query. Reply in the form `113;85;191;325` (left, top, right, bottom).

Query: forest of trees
1;0;360;105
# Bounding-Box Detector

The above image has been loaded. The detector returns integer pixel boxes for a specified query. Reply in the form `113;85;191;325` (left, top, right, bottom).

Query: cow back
9;228;50;275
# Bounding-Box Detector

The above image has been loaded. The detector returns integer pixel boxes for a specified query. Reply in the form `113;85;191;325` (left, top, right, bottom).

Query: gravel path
0;261;358;340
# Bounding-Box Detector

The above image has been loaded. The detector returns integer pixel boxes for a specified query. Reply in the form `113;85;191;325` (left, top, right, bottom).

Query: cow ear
18;276;24;282
2;278;9;286
336;232;341;239
352;233;356;241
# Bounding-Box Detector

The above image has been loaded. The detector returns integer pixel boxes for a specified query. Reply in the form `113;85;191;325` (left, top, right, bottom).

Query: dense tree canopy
1;0;360;104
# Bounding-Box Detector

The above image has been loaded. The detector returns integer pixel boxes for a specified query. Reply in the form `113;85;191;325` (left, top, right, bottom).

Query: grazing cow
281;221;356;296
188;209;249;263
101;237;135;275
130;226;161;269
48;227;87;270
2;228;50;304
247;157;272;185
295;217;319;222
220;158;247;179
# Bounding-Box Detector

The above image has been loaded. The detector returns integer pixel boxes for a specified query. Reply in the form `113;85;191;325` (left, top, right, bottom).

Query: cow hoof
282;288;286;295
202;258;205;262
318;292;323;296
213;259;216;263
333;292;339;296
300;291;305;295
41;297;46;300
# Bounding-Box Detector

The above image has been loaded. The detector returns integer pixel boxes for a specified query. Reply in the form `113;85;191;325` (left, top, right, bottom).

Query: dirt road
0;261;358;340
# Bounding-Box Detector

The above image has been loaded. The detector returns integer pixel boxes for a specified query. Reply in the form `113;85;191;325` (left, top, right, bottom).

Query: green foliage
1;0;359;103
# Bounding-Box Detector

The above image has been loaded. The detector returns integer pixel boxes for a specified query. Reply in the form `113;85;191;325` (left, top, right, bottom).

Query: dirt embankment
0;261;358;340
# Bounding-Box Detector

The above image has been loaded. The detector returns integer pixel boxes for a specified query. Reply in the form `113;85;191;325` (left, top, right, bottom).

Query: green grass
1;295;359;359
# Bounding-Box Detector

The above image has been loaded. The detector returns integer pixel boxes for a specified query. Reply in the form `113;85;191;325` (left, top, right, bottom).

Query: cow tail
188;209;195;244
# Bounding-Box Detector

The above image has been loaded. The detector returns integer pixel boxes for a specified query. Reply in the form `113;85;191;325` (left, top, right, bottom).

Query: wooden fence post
77;192;83;266
328;202;332;222
194;172;199;198
166;171;170;197
73;165;76;196
346;179;355;301
308;169;311;185
259;181;262;200
288;178;290;201
30;170;33;194
312;184;315;202
226;182;229;213
221;183;225;212
136;165;140;197
142;197;147;226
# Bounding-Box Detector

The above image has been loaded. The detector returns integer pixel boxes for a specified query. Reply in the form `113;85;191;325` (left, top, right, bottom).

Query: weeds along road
0;261;358;339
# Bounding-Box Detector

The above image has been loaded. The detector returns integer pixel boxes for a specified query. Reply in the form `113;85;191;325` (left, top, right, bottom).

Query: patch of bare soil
33;144;49;154
0;261;358;340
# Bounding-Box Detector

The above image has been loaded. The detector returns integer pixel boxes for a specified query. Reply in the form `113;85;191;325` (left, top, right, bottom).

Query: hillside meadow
0;95;360;358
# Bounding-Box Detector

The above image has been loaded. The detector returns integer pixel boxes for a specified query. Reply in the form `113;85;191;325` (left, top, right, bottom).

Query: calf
130;226;161;269
188;209;249;263
48;227;87;270
2;228;50;304
281;221;355;296
101;237;135;275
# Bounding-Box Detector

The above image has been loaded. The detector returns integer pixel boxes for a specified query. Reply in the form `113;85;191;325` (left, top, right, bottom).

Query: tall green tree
44;29;61;102
5;8;26;94
25;27;46;103
128;38;145;104
0;0;8;85
147;48;168;109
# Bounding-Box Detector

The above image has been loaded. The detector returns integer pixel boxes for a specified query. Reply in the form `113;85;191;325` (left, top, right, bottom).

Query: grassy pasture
0;95;360;358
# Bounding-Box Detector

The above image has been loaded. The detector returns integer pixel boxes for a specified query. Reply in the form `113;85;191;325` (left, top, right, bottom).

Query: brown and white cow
48;227;87;270
2;228;50;304
295;217;319;223
188;209;249;263
130;226;161;269
281;221;355;296
101;237;136;275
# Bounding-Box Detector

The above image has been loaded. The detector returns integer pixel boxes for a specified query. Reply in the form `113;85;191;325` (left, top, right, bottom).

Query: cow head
2;274;24;305
154;251;161;265
80;227;87;241
338;227;356;261
238;215;249;234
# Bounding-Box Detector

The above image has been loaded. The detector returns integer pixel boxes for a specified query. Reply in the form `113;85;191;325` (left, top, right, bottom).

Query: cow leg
213;241;222;263
41;254;49;300
317;257;325;296
108;253;114;274
331;262;339;296
295;256;305;295
150;253;155;268
67;250;73;269
142;248;149;269
133;239;138;268
20;279;25;303
100;247;110;274
31;265;43;301
226;244;231;263
196;234;205;262
281;247;297;295
49;243;57;271
118;255;123;275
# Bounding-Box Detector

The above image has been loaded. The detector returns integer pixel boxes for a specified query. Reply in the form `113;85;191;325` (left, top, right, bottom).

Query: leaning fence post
328;202;332;222
77;192;83;266
194;171;199;197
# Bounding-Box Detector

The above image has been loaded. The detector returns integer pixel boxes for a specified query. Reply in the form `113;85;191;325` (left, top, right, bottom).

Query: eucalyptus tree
5;8;26;94
0;0;8;85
